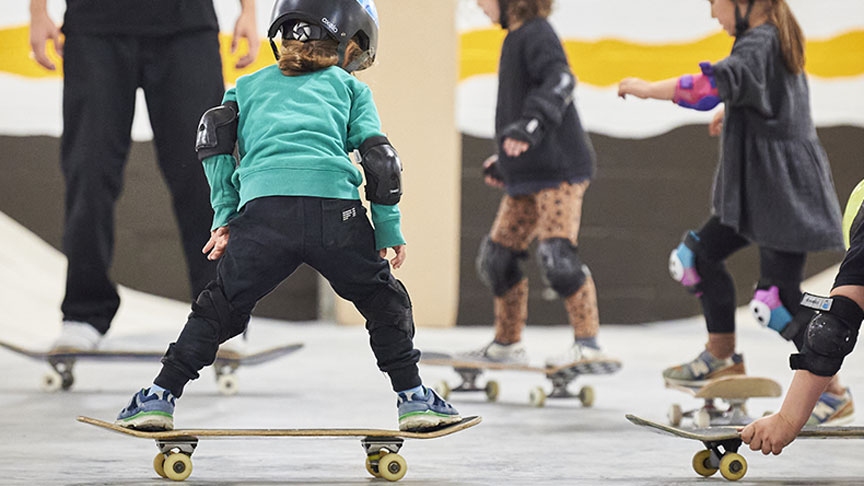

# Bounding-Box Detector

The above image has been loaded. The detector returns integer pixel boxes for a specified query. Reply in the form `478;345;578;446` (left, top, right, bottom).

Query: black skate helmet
268;0;379;72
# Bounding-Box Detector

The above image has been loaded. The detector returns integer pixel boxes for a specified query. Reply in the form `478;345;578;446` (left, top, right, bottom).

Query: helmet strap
269;38;280;61
498;0;509;29
735;0;756;37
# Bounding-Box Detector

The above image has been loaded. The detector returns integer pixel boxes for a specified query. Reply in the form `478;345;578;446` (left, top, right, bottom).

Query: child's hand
618;78;651;99
202;226;230;261
482;155;505;189
380;245;407;269
709;108;725;136
740;412;800;455
502;137;530;158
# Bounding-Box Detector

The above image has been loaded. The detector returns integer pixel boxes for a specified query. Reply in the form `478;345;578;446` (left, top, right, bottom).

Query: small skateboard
665;375;781;427
0;340;303;395
421;351;621;407
626;413;864;482
78;415;482;482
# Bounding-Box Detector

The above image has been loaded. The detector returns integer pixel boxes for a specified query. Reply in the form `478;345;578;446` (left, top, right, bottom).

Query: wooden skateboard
0;340;303;395
665;375;781;427
626;413;864;481
421;351;621;407
78;415;482;482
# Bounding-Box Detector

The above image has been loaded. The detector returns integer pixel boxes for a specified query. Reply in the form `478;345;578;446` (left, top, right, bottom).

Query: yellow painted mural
460;28;864;85
2;24;862;86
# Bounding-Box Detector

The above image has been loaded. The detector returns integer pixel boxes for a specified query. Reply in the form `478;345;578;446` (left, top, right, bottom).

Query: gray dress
711;24;844;253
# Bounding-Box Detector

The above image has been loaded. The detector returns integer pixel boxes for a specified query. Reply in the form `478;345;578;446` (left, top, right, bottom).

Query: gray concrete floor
2;212;863;485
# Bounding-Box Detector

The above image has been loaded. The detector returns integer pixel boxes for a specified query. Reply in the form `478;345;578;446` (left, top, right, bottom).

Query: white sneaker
545;341;610;368
52;321;102;351
457;341;529;365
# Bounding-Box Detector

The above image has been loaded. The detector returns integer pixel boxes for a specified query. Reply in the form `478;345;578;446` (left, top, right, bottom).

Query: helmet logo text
321;17;338;34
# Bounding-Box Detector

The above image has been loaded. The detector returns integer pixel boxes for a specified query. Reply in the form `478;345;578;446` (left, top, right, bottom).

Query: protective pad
674;62;721;111
195;101;239;161
749;285;793;333
790;294;864;376
536;238;587;297
476;236;528;296
359;136;402;205
669;231;703;294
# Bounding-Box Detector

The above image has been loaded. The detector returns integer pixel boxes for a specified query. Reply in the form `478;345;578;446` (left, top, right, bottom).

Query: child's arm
741;285;864;454
347;83;408;263
619;62;721;111
195;88;241;243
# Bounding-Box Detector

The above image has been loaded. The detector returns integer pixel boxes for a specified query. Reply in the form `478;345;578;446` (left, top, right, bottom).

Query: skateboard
626;413;864;481
665;375;781;427
78;415;482;482
421;351;621;407
0;340;303;395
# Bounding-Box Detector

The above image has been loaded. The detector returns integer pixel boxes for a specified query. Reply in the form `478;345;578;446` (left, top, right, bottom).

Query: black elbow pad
790;294;864;377
359;136;402;205
195;101;238;161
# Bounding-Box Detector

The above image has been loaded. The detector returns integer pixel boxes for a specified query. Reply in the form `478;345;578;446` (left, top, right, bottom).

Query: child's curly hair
278;38;365;76
506;0;553;23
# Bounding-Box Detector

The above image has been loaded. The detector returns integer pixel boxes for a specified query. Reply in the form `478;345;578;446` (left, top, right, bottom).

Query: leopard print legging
487;181;599;344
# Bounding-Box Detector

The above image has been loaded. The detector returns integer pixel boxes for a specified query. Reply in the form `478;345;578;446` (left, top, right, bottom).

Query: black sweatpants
154;197;422;397
60;31;222;333
692;217;806;337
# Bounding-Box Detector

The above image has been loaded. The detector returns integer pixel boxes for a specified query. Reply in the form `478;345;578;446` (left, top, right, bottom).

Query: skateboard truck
692;437;747;481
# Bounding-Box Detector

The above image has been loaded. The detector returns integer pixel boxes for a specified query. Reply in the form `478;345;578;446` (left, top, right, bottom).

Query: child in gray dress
617;0;849;425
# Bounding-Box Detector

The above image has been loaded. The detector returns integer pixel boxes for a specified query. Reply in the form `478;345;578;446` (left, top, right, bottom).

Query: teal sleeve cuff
211;205;239;231
202;154;240;231
371;203;406;250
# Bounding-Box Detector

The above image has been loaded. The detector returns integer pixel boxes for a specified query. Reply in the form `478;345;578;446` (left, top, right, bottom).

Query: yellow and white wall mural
456;0;864;139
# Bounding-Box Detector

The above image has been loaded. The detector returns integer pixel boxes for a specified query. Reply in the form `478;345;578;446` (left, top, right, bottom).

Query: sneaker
52;321;102;351
115;387;176;431
456;341;529;365
808;388;854;426
545;340;612;368
397;386;461;432
662;349;745;387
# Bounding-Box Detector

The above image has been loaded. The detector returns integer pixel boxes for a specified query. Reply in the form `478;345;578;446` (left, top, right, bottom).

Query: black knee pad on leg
536;238;587;297
191;281;250;342
476;236;528;296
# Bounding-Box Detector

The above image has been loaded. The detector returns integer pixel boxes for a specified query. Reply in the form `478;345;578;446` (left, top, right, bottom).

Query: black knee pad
536;238;587;297
191;281;249;342
476;236;528;296
356;277;414;338
790;294;864;377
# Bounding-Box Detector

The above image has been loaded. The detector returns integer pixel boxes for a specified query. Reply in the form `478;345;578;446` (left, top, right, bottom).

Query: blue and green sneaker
115;387;175;431
397;385;461;432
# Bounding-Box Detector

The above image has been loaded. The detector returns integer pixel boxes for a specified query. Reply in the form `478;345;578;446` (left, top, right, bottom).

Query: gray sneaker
662;349;746;387
397;386;461;431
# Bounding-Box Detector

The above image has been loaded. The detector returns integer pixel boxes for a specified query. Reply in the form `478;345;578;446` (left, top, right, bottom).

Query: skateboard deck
0;340;303;395
421;351;621;407
78;415;482;482
665;375;781;427
626;414;864;481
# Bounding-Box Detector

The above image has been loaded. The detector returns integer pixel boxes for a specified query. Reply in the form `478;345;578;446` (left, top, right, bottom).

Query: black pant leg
155;198;303;397
60;34;139;333
304;198;421;392
140;30;224;298
694;217;751;334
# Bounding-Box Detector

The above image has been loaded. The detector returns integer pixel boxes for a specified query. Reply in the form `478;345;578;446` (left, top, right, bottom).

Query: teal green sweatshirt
202;64;404;250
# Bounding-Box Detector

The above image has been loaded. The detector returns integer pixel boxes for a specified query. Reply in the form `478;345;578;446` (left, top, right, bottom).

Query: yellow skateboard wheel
365;454;381;478
484;380;500;402
529;386;546;407
378;452;407;482
579;386;595;408
163;452;193;481
692;449;718;477
434;380;451;400
153;453;168;479
719;452;747;481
